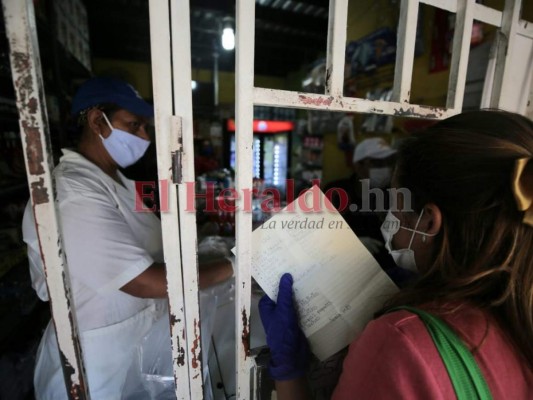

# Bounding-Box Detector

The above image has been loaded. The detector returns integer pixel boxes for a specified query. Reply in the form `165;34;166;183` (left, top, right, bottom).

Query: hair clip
512;157;533;227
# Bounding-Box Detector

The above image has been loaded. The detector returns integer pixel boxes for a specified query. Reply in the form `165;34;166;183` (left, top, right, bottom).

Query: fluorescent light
191;80;197;90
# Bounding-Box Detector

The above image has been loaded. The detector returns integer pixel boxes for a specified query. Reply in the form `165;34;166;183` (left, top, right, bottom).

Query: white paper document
250;187;399;361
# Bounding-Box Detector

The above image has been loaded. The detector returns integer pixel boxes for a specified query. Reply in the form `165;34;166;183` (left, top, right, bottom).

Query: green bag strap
390;306;493;400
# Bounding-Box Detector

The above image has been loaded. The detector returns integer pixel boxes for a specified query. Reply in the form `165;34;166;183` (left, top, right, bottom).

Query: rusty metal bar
148;0;192;398
474;3;503;27
446;0;475;110
235;0;255;397
419;0;503;27
517;18;533;39
419;0;456;13
392;0;420;103
2;0;89;398
170;0;205;397
527;77;533;121
254;87;458;119
490;0;522;109
325;0;349;97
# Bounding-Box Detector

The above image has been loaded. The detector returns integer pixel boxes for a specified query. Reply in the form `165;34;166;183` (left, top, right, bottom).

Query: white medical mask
369;167;392;188
380;210;436;272
101;113;150;168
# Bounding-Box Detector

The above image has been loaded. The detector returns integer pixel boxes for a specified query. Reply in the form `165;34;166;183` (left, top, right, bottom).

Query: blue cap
71;77;154;117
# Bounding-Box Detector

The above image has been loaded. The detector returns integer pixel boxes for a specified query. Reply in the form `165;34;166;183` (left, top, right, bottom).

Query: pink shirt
332;305;533;399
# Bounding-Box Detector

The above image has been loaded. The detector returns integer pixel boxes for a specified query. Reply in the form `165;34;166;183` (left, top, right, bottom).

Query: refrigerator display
225;119;293;195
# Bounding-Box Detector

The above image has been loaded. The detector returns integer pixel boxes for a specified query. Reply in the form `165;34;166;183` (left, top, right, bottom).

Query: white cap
353;137;396;163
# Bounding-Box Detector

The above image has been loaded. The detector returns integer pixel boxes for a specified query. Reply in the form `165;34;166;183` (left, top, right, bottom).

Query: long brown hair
384;110;533;368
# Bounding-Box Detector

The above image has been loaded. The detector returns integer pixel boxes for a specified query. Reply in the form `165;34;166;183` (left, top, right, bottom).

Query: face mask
101;113;150;168
380;210;436;272
369;167;392;188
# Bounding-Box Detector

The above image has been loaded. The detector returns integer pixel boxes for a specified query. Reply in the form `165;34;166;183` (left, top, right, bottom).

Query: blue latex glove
258;273;309;380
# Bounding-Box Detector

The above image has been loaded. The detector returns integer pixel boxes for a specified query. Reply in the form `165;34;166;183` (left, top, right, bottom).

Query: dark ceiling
84;0;329;77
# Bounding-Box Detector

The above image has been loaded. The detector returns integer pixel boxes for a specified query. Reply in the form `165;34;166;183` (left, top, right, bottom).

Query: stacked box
53;0;91;71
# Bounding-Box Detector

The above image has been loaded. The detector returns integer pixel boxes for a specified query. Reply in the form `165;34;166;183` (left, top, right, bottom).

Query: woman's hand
259;273;309;381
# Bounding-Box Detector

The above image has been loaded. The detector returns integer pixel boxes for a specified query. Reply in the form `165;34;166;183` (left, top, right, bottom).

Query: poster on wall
346;28;397;77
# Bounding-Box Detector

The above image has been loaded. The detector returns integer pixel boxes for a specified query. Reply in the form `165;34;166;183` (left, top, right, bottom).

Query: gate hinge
171;149;183;184
170;115;184;184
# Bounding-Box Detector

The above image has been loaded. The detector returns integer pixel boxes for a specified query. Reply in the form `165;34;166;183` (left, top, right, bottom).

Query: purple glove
258;273;309;381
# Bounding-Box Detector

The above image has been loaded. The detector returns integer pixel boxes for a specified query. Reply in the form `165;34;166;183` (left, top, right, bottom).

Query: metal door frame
233;1;532;399
3;0;532;399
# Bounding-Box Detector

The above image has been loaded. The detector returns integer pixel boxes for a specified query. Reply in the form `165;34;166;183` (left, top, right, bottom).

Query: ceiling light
221;17;235;51
221;27;235;50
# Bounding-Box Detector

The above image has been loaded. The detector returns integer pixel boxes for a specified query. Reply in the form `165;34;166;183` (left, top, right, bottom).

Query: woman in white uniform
22;77;233;400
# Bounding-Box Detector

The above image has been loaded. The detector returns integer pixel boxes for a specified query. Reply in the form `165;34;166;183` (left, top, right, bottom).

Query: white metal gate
3;0;533;399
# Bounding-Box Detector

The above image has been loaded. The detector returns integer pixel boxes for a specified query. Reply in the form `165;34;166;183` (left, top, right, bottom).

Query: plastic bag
121;310;174;400
198;236;232;265
122;279;235;400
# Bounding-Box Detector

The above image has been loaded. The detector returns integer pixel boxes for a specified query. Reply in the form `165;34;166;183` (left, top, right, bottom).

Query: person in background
22;77;233;399
324;137;411;287
325;137;396;240
260;110;533;399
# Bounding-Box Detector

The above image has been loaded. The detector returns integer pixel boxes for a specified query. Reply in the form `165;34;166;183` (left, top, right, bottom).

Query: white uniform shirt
22;149;171;399
23;148;164;331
